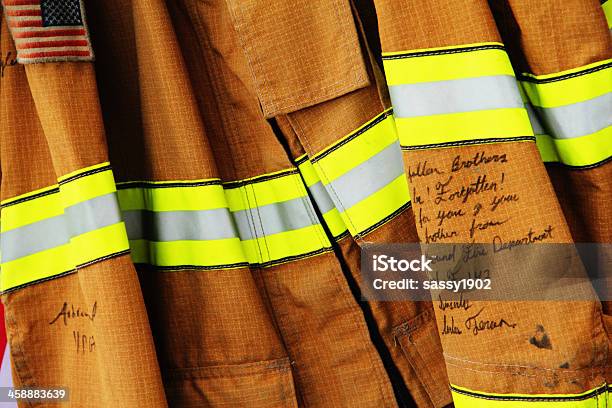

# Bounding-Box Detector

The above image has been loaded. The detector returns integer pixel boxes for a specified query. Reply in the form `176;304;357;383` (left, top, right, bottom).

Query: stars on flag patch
2;0;93;63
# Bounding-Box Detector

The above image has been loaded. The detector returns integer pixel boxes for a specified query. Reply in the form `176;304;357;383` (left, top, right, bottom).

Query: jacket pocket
225;0;369;117
393;308;453;408
164;357;299;408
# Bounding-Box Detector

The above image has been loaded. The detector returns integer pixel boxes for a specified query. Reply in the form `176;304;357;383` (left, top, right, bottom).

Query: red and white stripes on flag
2;0;93;63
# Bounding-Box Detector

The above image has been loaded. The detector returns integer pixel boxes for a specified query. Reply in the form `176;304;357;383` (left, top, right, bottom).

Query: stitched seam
401;136;536;150
311;110;392;163
450;384;608;402
382;44;505;60
287;115;363;243
222;169;299;188
58;165;112;185
1;187;60;208
518;62;612;83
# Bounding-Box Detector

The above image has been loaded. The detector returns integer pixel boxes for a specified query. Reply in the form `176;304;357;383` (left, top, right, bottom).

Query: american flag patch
2;0;93;63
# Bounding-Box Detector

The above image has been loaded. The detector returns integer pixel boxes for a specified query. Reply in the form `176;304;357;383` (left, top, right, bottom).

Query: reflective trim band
520;61;611;108
535;129;612;167
1;215;70;262
118;182;247;268
0;186;62;232
233;196;316;240
1;163;130;293
117;181;226;211
297;158;348;239
122;208;237;241
390;75;523;118
224;169;305;209
532;93;611;140
451;383;609;407
309;110;411;237
128;238;245;269
224;172;330;265
519;61;612;167
120;170;331;269
326;140;404;209
383;43;533;147
395;108;533;147
382;42;513;85
240;225;330;266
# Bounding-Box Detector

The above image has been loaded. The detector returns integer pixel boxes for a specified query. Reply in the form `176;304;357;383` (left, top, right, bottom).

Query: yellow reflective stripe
451;384;609;408
341;175;409;236
1;191;62;232
1;164;130;293
297;158;319;187
123;169;330;268
0;184;57;206
1;244;72;291
61;168;117;207
70;222;129;266
313;112;397;182
297;159;348;238
382;43;512;85
520;61;612;108
129;238;246;268
604;0;612;28
321;207;348;238
535;134;560;163
536;127;612;167
241;224;328;265
396;108;533;147
225;172;305;211
117;183;226;211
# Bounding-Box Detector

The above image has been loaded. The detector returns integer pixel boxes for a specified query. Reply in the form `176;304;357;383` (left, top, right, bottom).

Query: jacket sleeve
372;0;611;405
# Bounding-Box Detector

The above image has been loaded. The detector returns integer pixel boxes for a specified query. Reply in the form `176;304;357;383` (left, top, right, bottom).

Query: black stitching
0;269;77;295
382;44;505;60
355;201;412;239
134;261;250;271
1;186;60;208
311;110;393;163
401;136;536;150
58;164;112;185
544;155;612;170
332;230;350;241
134;247;334;271
294;155;310;166
76;249;131;269
518;62;612;84
116;179;221;189
450;384;608;402
222;169;299;188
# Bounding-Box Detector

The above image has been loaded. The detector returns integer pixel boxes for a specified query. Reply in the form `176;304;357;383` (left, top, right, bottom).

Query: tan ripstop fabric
224;0;370;118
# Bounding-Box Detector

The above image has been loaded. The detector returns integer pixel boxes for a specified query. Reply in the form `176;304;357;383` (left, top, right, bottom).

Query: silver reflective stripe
233;196;318;240
390;75;523;118
534;92;612;139
1;193;122;262
307;182;335;214
122;207;238;241
65;193;122;236
326;140;404;211
1;216;70;262
525;102;545;135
